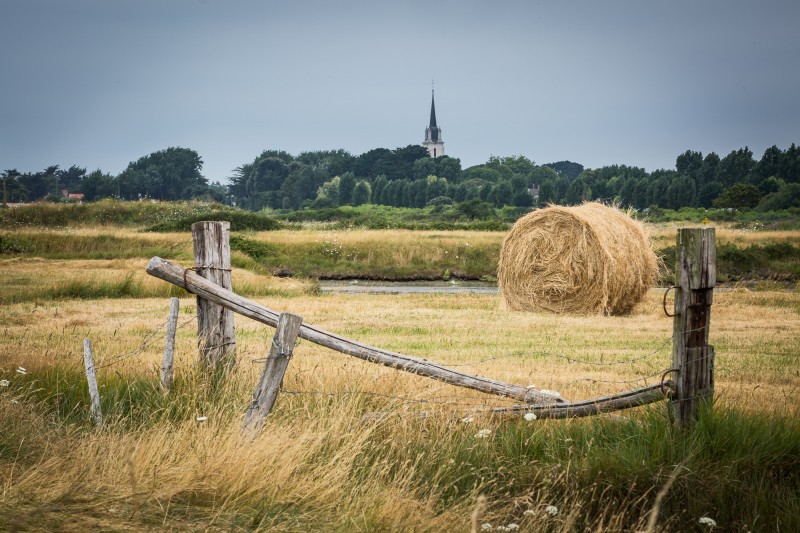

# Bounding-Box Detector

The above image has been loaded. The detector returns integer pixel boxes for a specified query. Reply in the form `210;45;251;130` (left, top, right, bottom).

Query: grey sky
2;0;799;183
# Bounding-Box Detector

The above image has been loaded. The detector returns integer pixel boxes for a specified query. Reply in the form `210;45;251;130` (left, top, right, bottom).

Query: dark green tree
338;172;356;206
713;183;762;209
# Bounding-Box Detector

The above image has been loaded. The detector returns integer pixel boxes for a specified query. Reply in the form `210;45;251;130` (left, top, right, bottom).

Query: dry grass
498;203;659;315
1;226;799;531
1;287;798;530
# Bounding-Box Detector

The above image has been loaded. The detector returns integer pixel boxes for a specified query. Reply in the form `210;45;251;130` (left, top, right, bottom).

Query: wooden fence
141;222;715;429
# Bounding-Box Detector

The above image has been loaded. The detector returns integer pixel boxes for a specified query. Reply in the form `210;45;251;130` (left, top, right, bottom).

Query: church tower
423;88;444;158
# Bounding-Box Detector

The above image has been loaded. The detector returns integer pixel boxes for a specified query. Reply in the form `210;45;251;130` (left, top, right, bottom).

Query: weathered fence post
83;339;103;426
670;227;715;427
243;312;303;430
192;221;236;370
160;297;180;391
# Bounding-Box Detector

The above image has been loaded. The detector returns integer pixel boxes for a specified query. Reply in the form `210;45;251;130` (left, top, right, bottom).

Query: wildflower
545;505;558;516
475;428;492;439
506;524;519;530
524;412;537;421
523;509;535;516
0;380;9;387
481;523;493;531
526;384;537;389
196;416;208;422
461;416;474;424
16;367;27;375
698;517;717;528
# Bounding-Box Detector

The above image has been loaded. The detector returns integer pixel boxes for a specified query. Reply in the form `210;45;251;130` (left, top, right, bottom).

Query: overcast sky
2;0;799;183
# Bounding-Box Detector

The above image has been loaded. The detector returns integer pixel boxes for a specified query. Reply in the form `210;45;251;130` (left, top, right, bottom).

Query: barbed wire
95;315;196;369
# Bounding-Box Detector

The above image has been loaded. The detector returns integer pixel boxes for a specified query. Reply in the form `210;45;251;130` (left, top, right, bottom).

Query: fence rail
144;223;715;427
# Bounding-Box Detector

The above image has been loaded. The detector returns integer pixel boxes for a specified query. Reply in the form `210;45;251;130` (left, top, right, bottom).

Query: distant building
423;89;444;158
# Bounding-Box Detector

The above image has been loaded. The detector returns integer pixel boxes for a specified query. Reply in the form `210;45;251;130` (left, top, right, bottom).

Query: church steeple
423;85;444;157
429;90;438;130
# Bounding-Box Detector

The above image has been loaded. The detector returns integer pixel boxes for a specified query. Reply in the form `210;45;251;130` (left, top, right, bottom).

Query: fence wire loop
662;286;678;317
660;368;679;396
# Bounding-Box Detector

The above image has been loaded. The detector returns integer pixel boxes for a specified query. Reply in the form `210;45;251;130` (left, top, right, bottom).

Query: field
1;206;799;531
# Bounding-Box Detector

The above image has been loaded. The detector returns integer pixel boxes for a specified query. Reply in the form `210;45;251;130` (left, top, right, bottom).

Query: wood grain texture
83;338;103;426
243;313;303;430
192;221;236;369
160;297;179;392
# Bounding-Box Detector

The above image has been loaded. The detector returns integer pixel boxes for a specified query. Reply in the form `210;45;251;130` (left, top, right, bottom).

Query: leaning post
243;312;303;430
670;227;716;427
192;221;236;370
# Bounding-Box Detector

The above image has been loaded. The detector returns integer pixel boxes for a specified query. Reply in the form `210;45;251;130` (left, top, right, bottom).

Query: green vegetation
4;141;799;215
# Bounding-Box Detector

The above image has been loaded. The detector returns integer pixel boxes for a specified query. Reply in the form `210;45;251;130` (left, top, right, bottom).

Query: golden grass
498;203;659;315
2;226;800;530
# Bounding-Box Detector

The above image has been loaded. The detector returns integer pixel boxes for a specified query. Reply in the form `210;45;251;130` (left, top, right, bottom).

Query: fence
128;222;716;429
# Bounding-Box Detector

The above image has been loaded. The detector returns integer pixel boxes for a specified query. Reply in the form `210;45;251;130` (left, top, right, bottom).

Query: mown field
1;202;799;531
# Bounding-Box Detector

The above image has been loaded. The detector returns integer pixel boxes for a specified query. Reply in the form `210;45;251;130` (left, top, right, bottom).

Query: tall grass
1;285;799;531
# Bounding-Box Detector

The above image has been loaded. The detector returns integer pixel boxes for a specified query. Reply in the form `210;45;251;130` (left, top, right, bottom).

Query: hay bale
498;202;658;315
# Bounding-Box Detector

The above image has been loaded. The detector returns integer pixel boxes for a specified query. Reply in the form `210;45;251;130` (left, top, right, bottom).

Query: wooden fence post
670;228;715;427
83;339;103;426
161;297;180;391
243;312;303;430
192;221;236;369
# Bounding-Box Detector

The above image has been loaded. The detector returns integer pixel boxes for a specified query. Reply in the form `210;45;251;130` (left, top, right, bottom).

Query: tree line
3;143;800;211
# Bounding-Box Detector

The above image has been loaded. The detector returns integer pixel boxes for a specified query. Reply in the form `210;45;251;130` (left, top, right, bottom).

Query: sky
1;0;799;183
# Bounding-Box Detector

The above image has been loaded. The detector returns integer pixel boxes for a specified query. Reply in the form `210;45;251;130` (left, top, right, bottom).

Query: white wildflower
16;367;27;375
195;416;208;422
524;412;537;421
523;509;535;516
545;505;558;516
481;523;493;531
0;380;9;387
698;517;717;528
461;416;474;424
506;524;519;530
526;384;537;389
475;428;492;439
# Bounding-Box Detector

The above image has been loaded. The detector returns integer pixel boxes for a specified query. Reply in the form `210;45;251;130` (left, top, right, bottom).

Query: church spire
423;84;444;157
429;89;438;129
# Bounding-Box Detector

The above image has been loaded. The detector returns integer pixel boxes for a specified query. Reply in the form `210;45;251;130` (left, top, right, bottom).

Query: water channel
318;279;499;295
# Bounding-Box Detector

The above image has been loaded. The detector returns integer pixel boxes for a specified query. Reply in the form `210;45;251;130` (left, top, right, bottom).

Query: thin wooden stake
243;312;303;430
192;221;236;370
161;297;180;391
670;227;715;427
83;338;103;426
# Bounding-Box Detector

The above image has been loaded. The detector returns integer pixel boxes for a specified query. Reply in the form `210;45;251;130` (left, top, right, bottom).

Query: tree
352;181;371;206
544;161;584;181
371;175;388;205
676;150;703;181
80;170;116;201
118;147;207;201
697;181;723;208
757;183;800;210
713;183;761;209
564;177;589;205
338;172;356;206
716;147;755;187
455;199;494;220
537;180;556;205
665;175;697;208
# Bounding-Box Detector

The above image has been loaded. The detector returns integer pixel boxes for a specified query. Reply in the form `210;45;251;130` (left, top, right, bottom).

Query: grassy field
1;207;799;531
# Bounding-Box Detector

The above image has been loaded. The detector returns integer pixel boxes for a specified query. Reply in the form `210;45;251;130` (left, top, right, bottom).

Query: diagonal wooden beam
146;256;564;405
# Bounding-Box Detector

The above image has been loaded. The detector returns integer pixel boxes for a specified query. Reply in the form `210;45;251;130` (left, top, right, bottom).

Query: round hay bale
497;202;658;315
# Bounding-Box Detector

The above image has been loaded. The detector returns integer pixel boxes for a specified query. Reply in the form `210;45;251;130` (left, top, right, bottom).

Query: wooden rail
147;256;564;405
